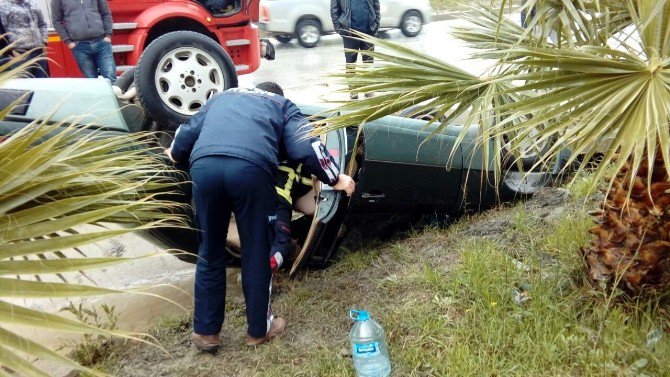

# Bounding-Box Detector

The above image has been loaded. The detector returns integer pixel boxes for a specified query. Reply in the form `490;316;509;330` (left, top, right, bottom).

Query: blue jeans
71;38;116;83
1;48;50;78
190;156;276;338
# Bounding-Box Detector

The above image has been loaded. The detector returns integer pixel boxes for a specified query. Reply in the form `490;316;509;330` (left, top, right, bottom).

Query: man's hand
332;174;355;196
103;36;111;43
67;42;76;49
164;148;176;163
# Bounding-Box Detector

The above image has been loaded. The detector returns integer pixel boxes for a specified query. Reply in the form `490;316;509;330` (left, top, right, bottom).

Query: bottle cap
349;309;370;321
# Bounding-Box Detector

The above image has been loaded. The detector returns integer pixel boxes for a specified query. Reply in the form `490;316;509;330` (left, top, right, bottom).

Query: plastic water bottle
349;309;391;377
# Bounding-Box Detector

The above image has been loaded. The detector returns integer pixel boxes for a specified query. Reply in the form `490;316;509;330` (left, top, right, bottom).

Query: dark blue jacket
170;88;341;186
330;0;380;34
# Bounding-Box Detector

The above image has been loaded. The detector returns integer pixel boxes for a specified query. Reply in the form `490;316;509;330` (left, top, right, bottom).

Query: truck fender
123;3;217;65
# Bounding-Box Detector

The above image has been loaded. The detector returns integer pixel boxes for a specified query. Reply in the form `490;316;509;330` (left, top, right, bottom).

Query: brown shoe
246;317;286;346
192;333;220;353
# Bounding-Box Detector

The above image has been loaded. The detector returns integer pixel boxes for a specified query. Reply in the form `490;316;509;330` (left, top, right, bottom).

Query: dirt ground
98;187;593;376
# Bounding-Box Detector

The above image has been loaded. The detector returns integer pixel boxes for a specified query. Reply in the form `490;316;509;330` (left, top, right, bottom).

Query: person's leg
26;48;49;78
190;156;233;336
71;41;98;78
270;197;292;270
226;159;276;339
342;33;360;65
342;34;360;98
361;37;375;97
92;39;117;83
361;38;374;65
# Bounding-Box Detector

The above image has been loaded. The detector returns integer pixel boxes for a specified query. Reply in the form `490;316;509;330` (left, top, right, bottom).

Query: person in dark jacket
51;0;116;82
165;81;355;351
0;0;49;78
330;0;380;99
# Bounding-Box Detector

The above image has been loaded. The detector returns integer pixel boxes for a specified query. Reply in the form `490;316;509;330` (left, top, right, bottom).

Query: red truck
37;0;268;127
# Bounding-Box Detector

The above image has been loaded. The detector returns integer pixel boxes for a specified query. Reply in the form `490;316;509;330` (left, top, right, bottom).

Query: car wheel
135;31;238;131
114;67;136;92
275;34;293;44
400;10;423;37
296;19;321;48
501;129;555;171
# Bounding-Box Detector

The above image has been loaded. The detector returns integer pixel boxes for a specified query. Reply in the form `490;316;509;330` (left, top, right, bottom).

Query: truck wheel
400;10;423;37
275;34;292;44
135;31;238;130
114;67;136;92
296;19;321;48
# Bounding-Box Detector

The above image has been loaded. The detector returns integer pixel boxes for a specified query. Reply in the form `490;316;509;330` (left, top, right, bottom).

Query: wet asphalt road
239;19;493;102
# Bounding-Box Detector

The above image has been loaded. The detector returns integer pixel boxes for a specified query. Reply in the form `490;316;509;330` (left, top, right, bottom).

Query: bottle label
353;341;380;357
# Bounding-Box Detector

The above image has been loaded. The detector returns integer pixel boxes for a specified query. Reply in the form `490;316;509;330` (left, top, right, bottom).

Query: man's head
255;82;284;97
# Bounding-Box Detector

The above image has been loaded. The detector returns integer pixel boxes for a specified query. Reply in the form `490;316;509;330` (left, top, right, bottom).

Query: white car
259;0;433;48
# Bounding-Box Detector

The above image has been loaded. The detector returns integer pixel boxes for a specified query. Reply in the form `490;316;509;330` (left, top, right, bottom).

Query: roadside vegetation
0;49;188;375
322;0;670;296
98;174;669;376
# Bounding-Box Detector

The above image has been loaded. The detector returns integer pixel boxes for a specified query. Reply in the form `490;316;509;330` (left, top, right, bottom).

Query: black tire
275;34;292;44
114;67;136;92
296;19;321;48
400;10;423;37
135;31;238;131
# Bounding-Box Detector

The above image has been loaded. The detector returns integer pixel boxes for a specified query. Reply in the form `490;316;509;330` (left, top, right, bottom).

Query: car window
194;0;241;17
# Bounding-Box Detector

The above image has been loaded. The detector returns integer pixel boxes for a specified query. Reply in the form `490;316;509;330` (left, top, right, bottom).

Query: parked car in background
259;0;433;47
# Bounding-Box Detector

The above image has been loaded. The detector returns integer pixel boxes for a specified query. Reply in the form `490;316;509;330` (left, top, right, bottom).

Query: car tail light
260;4;270;22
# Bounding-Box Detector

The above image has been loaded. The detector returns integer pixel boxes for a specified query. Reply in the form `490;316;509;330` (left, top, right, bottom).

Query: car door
289;125;348;275
351;115;464;213
379;0;401;28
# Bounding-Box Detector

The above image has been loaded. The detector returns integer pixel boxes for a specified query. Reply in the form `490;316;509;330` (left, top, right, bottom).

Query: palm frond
320;0;670;203
0;89;189;373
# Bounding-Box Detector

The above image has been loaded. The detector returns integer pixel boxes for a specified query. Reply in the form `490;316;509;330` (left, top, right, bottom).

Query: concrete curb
432;11;464;22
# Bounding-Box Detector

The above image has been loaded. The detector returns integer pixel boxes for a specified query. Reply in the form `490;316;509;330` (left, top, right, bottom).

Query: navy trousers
190;155;276;338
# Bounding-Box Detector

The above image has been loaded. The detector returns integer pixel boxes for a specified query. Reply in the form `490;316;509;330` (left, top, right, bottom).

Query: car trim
364;158;455;169
0;89;33;117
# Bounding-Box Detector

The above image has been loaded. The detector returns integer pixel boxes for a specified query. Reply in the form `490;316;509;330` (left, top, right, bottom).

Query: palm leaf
1;55;190;373
319;0;669;201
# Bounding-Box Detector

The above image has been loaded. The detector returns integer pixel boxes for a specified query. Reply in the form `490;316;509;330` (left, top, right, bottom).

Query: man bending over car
165;82;355;352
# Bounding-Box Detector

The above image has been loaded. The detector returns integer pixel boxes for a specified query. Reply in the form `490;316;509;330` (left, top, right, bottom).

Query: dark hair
255;81;284;96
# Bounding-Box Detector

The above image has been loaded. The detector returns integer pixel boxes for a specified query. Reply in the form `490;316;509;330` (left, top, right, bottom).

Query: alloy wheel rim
505;127;548;160
154;47;225;116
404;16;422;34
300;25;320;44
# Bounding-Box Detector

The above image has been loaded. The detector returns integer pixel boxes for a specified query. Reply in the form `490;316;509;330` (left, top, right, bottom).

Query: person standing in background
0;0;50;78
51;0;116;83
330;0;380;99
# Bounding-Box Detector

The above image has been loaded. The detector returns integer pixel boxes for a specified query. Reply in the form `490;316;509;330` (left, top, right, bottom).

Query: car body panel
353;116;464;212
1;79;131;132
259;0;432;35
290;126;347;273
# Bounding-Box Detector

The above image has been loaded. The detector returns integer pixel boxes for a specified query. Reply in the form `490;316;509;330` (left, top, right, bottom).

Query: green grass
98;184;670;376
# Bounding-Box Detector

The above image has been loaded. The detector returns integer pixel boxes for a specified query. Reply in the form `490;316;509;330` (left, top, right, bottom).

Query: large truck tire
135;31;238;131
